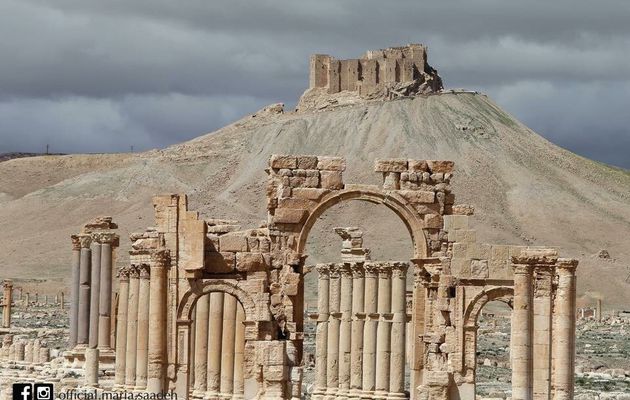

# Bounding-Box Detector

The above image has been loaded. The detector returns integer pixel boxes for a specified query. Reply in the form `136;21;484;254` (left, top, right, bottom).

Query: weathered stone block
443;215;469;231
317;156;346;171
270;155;297;169
206;251;236;273
219;234;249;252
427;160;455;174
236;252;266;272
454;229;476;243
398;190;435;204
273;208;308;224
383;172;400;190
320;170;344;189
292;188;330;201
278;197;317;210
296;155;318;169
452;204;474;215
408;159;429;172
374;158;408;172
470;259;489;278
424;214;443;229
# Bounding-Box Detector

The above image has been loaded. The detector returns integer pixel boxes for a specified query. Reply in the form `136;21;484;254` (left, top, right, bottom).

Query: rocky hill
0;92;629;307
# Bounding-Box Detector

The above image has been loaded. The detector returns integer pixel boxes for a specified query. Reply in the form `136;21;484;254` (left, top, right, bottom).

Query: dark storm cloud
0;0;629;167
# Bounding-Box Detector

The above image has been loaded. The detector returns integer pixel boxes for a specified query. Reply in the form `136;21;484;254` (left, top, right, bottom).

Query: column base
347;388;363;399
360;390;375;399
387;392;408;400
372;390;390;400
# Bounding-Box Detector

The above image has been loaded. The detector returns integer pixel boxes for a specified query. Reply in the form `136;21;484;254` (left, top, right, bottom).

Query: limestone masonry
309;44;443;97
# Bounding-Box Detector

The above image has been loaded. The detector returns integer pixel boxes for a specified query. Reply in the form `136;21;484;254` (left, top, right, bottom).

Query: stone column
349;263;365;399
533;265;554;400
125;266;140;389
70;236;81;347
89;238;102;348
60;291;65;310
338;263;353;397
375;263;392;398
135;265;151;390
511;260;535;400
553;259;578;400
2;280;13;329
192;295;210;397
207;292;224;396
114;267;130;388
362;262;380;396
85;348;100;387
147;249;169;393
221;294;238;396
313;264;330;399
78;235;92;346
98;233;116;350
596;299;602;322
234;305;246;399
389;262;408;398
326;264;341;398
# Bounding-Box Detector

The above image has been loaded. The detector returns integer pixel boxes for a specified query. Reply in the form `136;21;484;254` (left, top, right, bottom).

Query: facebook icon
12;384;33;400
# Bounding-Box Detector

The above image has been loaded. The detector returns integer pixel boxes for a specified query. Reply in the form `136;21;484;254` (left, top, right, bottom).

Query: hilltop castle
308;43;443;97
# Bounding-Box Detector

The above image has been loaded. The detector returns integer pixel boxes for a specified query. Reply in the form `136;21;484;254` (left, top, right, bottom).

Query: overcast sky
0;0;629;168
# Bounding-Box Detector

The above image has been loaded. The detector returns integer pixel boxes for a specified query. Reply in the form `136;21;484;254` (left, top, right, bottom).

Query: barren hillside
1;93;629;307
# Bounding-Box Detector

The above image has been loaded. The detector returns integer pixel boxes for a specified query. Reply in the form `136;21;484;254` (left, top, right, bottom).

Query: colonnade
69;231;117;353
312;261;409;399
511;253;578;400
188;292;246;399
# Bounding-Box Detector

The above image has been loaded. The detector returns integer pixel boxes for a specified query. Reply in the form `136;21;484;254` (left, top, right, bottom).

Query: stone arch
177;279;259;323
296;188;428;258
463;286;514;328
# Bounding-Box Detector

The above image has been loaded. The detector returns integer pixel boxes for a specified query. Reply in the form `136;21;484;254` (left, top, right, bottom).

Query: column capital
391;262;409;278
117;267;131;282
315;263;332;278
71;235;82;251
78;234;92;249
328;263;341;279
364;262;380;278
138;264;151;280
377;262;392;278
351;262;365;278
128;265;141;279
511;247;558;265
93;232;119;246
556;258;578;275
512;263;534;275
151;248;170;268
339;263;353;279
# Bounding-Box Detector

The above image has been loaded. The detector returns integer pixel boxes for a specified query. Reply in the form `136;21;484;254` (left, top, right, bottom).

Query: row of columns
2;280;12;328
511;254;578;400
114;250;169;392
312;261;408;399
69;232;117;351
191;292;246;399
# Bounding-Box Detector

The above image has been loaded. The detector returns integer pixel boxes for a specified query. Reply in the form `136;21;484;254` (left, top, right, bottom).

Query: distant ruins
43;154;579;400
309;44;443;98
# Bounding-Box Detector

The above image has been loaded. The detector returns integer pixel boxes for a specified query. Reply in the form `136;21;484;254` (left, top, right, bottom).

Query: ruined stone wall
309;44;442;96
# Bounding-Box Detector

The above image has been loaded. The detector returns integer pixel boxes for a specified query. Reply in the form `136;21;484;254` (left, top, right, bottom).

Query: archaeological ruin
49;154;579;400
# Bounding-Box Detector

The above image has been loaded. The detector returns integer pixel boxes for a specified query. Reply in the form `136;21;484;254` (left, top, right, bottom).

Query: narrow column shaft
135;266;151;389
85;348;100;387
339;263;354;396
533;266;553;400
69;236;81;347
389;262;408;397
193;295;210;396
147;250;169;393
233;305;246;398
89;241;102;348
2;282;13;329
553;259;578;400
362;263;379;395
326;264;341;396
78;235;92;345
220;294;237;395
125;266;140;388
349;263;365;398
114;268;130;387
207;292;224;395
511;263;534;400
314;264;331;398
375;263;392;397
98;238;115;349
